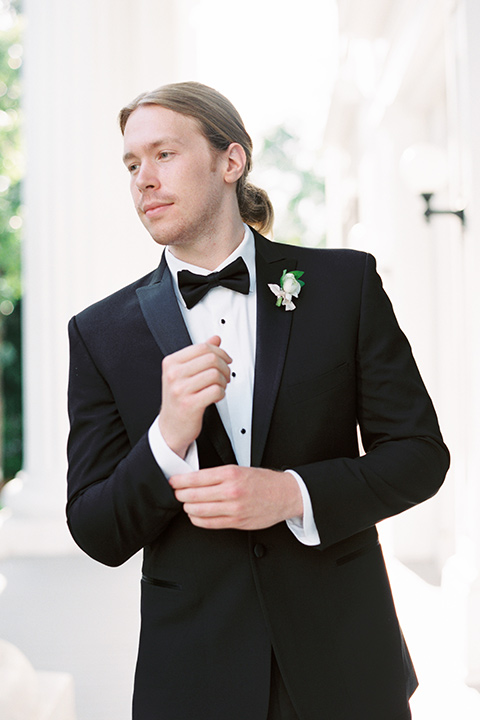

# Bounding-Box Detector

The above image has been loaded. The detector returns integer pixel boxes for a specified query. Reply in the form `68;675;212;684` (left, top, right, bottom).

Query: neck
168;215;246;271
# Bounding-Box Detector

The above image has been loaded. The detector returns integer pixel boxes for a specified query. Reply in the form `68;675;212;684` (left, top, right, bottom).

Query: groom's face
122;104;228;252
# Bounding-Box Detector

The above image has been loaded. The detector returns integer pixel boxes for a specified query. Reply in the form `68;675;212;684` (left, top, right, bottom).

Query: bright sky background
187;0;339;150
182;0;339;243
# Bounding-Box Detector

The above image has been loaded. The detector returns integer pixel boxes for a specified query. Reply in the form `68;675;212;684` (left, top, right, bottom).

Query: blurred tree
0;0;23;485
253;126;326;247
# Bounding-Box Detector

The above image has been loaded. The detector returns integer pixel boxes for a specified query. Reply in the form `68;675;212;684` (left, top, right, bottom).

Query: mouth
142;202;173;218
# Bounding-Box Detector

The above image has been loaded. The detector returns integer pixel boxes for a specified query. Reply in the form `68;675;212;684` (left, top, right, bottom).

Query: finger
188;514;235;530
173;482;228;504
163;351;232;396
161;378;228;421
163;349;232;398
169;471;219;490
206;335;221;346
167;338;232;368
191;366;230;392
193;341;232;367
177;353;232;385
183;501;229;518
169;466;234;489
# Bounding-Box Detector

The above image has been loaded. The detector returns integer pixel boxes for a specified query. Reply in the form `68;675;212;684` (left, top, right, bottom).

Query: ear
224;143;247;185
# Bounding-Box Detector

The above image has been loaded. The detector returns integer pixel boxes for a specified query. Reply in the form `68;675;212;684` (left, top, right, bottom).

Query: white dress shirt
148;225;320;545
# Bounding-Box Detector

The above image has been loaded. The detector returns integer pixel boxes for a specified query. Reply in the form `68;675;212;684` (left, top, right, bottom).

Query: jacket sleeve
66;316;181;567
295;253;450;549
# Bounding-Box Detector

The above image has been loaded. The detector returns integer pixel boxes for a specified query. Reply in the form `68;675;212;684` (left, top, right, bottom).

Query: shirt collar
165;224;256;304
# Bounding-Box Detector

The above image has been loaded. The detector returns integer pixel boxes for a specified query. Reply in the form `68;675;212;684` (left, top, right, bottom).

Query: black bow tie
177;257;250;309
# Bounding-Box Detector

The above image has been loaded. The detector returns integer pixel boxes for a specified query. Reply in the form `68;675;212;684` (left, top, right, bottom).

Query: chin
149;227;185;248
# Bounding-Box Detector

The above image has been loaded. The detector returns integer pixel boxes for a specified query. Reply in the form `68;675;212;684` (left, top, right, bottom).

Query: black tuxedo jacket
67;231;449;720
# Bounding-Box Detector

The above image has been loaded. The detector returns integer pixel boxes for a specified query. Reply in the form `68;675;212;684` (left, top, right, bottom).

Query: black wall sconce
421;192;466;226
400;143;466;227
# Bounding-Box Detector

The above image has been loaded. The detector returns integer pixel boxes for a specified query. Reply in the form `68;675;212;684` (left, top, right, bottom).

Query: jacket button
254;543;265;558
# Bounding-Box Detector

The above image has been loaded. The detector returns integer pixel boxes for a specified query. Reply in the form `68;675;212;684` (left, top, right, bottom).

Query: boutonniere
268;269;305;311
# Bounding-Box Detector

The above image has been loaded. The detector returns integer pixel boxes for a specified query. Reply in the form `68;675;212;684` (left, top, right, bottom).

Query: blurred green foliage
255;126;326;247
0;0;23;482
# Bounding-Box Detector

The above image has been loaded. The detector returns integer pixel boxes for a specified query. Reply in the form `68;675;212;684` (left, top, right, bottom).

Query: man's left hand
169;466;304;530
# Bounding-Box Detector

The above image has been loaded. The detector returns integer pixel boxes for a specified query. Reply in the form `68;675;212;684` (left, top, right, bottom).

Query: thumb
206;335;222;347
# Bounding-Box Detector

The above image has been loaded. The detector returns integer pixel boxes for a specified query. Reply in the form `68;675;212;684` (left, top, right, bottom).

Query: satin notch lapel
136;257;236;467
136;258;191;357
250;238;296;468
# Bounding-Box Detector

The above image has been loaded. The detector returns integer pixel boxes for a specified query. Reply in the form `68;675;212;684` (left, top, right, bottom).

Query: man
66;82;449;720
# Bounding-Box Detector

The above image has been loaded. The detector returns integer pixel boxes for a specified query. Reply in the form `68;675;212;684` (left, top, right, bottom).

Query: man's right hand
158;336;232;460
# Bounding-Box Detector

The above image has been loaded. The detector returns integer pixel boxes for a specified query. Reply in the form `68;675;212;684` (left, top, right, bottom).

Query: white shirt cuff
148;418;199;478
285;469;321;546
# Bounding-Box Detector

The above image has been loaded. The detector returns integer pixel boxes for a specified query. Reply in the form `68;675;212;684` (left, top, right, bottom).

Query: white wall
323;0;480;688
3;0;196;552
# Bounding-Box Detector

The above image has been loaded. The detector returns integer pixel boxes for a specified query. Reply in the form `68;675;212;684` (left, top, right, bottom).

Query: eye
127;163;139;174
158;151;172;161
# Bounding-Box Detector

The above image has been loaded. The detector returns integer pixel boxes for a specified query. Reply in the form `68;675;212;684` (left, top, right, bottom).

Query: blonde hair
119;82;274;235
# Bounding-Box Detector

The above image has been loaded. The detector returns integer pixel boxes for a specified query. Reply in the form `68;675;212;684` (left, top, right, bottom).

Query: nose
135;162;160;193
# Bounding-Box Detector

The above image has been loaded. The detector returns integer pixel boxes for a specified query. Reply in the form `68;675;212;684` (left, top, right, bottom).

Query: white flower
268;283;296;310
268;269;305;311
281;273;302;297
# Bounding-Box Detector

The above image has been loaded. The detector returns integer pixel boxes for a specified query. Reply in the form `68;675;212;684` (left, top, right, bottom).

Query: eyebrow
122;138;184;164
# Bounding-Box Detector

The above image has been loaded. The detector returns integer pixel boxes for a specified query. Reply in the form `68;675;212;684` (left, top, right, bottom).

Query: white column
440;0;480;690
323;0;480;695
323;4;456;574
1;0;195;555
